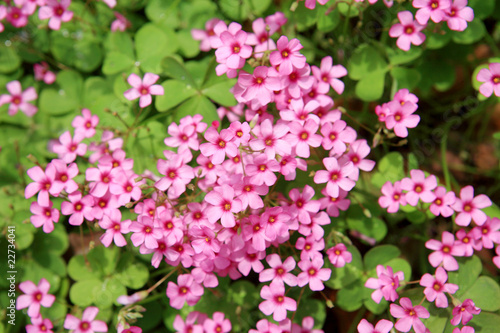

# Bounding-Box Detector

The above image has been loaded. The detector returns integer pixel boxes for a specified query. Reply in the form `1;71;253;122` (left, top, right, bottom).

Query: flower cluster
374;89;420;138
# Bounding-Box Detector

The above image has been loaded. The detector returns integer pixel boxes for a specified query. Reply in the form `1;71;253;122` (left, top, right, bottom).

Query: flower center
180;287;188;294
113;161;119;168
433;282;441;291
233;45;240;53
331;173;339;181
168;171;176;179
102;176;110;183
85;121;92;128
463;204;472;212
194;212;202;219
259;164;266;171
166;221;173;229
236;130;243;137
482;227;489;234
114;224;120;231
207;162;214;169
34;292;43;301
253;225;260;231
494;77;500;84
322;75;329;82
351;156;359;163
308;268;316;276
218;140;226;148
435;198;442;205
40;325;47;331
408;310;416;316
405;26;414;34
224;202;231;211
256;77;264;84
55;6;64;16
305;244;311;250
80;322;90;331
463;237;469;243
414;185;423;193
442;245;451;253
233;156;240;162
300;132;308;140
265;138;273;146
99;200;106;208
244;185;252;192
12;96;21;105
329;133;336;140
296;200;303;208
75;203;82;211
281;50;289;58
61;175;68;182
277;267;284;275
181;134;188;141
276;295;284;303
449;9;456;16
140;88;148;95
394;113;402;121
335;250;341;255
289;73;297;81
269;216;276;223
393;194;400;200
431;1;438;9
331;197;337;202
126;185;132;192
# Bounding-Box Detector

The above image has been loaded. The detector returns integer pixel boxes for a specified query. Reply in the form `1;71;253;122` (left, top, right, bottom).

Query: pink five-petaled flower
400;169;437;206
477;63;500;98
326;243;352;268
99;210;131;247
39;0;74;30
270;36;306;75
259;280;297;322
452;185;492;226
297;257;331;291
304;0;329;10
191;18;222;51
61;191;94;225
259;254;297;287
379;181;406;213
446;0;474;31
64;306;108;333
72;108;99;138
314;157;356;198
420;267;458;308
0;80;38;117
312;56;347;95
390;297;430;333
413;0;451;25
129;216;162;249
111;12;131;32
286;119;322;158
452;327;475;333
425;231;465;271
214;24;252;78
204;184;242;228
389;11;426;51
365;265;404;303
357;319;393;333
430;186;456;217
155;154;195;199
124;73;164;108
34;62;56;85
16;278;55;318
166;274;204;309
27;316;54;333
52;131;87;163
451;299;481;326
385;101;420;138
200;127;237;165
235;66;281;107
203;312;232;333
30;200;60;233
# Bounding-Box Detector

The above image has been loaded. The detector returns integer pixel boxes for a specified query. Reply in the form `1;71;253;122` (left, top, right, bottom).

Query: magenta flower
111;12;131;32
289;185;321;225
390;297;429;333
326;243;352;268
191;18;222;51
357;319;393;333
345;139;376;180
25;164;64;206
235;66;281;107
312;56;347;94
286;119;322;158
259;280;297;322
30;200;60;233
245;154;280;186
204;184;242;228
124;73;164;108
155;154;194;198
214;24;252;78
389;11;426;51
425;231;465;271
52;131;87;163
34;62;56;85
249;319;281;333
400;169;437;206
297;257;331;291
129;216;163;249
420;267;458;308
452;185;492;226
245;18;277;57
167;274;204;309
259;254;297;287
477;63;500;98
72;108;99;138
99;210;131;247
451;299;481;326
200;127;237;165
385;101;420;138
203;312;232;333
0;6;6;32
452;327;475;333
446;0;474;31
16;278;55;318
0;80;38;117
234;176;268;210
320;188;351;217
413;0;451;25
456;228;481;256
64;306;108;333
314;157;356;198
365;265;404;303
38;0;73;30
270;36;306;75
6;6;29;28
26;316;54;333
61;191;95;225
320;120;356;155
472;217;500;249
429;186;456;217
304;0;329;10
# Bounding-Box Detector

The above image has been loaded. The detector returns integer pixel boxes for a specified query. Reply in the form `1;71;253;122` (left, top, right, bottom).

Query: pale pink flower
286;119;322;158
445;0;474;31
101;0;116;8
270;36;306;75
173;312;204;333
0;80;37;116
314;157;356;198
30;200;59;233
320;188;350;217
297;257;331;291
249;119;291;159
451;299;481;326
393;88;419;106
245;18;277;57
400;169;437;206
326;243;352;268
452;185;492;226
344;139;375;180
203;312;231;333
166;275;204;309
27;316;54;333
379;181;406;213
312;56;347;94
281;65;315;99
155;154;194;198
385;101;420;138
0;6;6;32
265;12;287;34
215;24;252;78
259;254;297;286
64;307;108;333
34;62;56;84
6;5;29;27
320;120;356;155
472;217;500;249
429;186;456;217
204;184;242;228
420;267;458;308
72;109;99;138
477;63;500;98
111;12;131;32
455;228;481;256
235;66;281;107
99;210;131;247
365;265;404;303
200;127;237;165
245;154;280;186
389;11;426;51
192;18;222;51
289;185;321;225
129;216;162;249
124;73;164;108
413;0;451;25
452;327;475;333
38;0;73;30
425;231;466;271
493;245;500;269
16;278;55;318
52;131;87;163
259;280;297;321
249;319;281;333
390;297;429;333
357;319;393;333
304;0;329;10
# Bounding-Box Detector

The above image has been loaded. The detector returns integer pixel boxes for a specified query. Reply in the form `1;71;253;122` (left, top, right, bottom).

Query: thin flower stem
291;287;305;322
440;132;451;190
146;268;177;294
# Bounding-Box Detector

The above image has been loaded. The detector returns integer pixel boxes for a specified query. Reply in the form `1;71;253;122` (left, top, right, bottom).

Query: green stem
440;132;451;190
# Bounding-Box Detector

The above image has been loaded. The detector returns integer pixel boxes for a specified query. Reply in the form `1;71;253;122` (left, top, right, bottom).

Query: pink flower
425;231;465;271
6;5;29;27
203;312;231;333
365;265;404;303
72;109;99;138
204;184;242;228
259;254;297;287
452;327;475;333
166;274;204;309
129;216;163;249
52;131;87;163
452;185;492;226
61;191;95;225
259;280;297;322
16;278;55;318
234;176;268;210
235;66;281;107
472;217;500;249
30;200;60;233
344;139;376;180
379;181;407;213
245;154;280;186
297;257;331;291
477;63;500;98
27;316;54;333
124;73;164;108
286;119;322;158
445;0;474;31
155;154;194;198
270;36;306;75
320;188;350;217
413;0;451;25
0;6;6;32
215;24;252;78
111;12;131;32
312;56;347;94
245;18;277;57
389;11;426;51
200;127;237;165
390;297;429;333
320;120;356;155
99;210;131;247
393;88;419;106
429;186;456;217
456;228;481;256
384;101;420;138
192;18;222;51
326;243;352;268
173;312;204;333
289;185;321;225
304;0;329;10
314;157;356;198
451;299;481;326
0;80;38;117
493;245;500;269
25;164;64;206
420;267;458;308
64;306;108;333
249;319;281;333
400;169;437;206
34;62;56;84
357;319;393;333
38;0;74;30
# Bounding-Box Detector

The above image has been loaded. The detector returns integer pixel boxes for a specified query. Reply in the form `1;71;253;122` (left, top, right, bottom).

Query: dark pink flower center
405;26;414;35
12;96;21;105
275;295;284;303
80;322;90;331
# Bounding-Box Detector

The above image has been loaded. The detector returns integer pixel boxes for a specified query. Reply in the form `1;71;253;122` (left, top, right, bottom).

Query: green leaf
116;261;149;289
155;80;198;112
371;152;408;187
0;44;21;73
405;209;427;224
336;279;365;311
39;70;83;115
175;95;218;125
427;31;452;50
248;0;271;14
348;44;389;80
135;300;163;331
70;279;101;307
145;0;180;28
104;31;135;58
448;255;482;298
219;0;251;21
364;295;389;315
468;0;495;19
87;246;120;277
31;223;69;255
391;67;421;91
325;244;363;289
93;277;127;308
451;18;486;45
102;52;135;75
386;46;422;66
161;56;197;87
363;245;401;271
68;255;102;281
483;203;500;219
292;2;319;32
317;5;340;32
135;24;179;73
202;79;237;106
338;2;360;17
177;29;201;58
470;312;500;332
355;72;386;101
347;206;387;241
294;298;327;329
460;276;500;311
227;280;260;306
418;59;455;92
